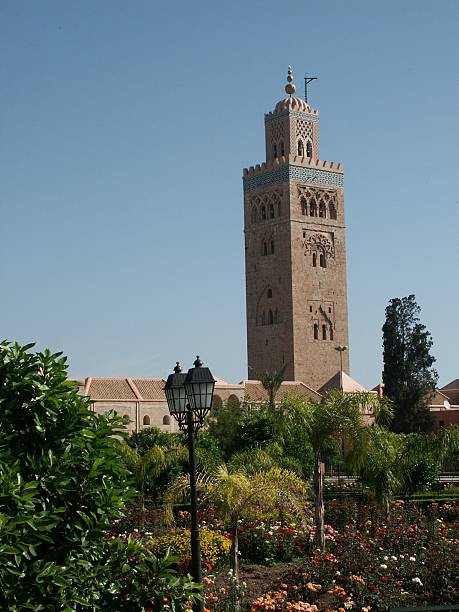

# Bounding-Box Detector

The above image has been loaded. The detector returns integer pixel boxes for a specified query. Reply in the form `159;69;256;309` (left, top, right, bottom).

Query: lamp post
164;357;215;612
335;345;347;390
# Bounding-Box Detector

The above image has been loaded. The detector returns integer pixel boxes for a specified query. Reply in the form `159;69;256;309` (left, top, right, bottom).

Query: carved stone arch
304;234;335;259
300;195;308;216
306;140;312;157
309;199;317;217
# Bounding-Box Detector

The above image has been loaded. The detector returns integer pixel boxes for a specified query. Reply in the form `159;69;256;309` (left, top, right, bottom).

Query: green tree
0;341;200;610
250;364;286;411
117;442;187;529
382;295;438;432
165;465;308;579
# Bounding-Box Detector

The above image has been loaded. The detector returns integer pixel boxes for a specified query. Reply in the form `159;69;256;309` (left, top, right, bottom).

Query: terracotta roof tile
87;378;137;400
131;378;166;401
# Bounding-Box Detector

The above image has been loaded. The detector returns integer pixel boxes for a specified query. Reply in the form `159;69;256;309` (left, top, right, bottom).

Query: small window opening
310;200;317;217
329;325;334;341
277;201;281;216
270;239;275;254
310;305;313;312
268;310;274;325
314;324;319;340
143;415;150;426
319;253;326;268
261;205;267;220
301;197;307;215
330;203;337;220
319;201;326;218
269;203;275;219
262;311;266;325
297;140;304;156
263;241;268;256
306;140;312;157
267;288;272;298
322;324;327;340
328;307;332;313
273;143;278;158
274;308;278;323
163;415;171;425
312;252;317;267
280;141;285;157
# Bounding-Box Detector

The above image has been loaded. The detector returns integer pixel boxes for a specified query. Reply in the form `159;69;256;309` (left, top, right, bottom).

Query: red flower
368;585;377;591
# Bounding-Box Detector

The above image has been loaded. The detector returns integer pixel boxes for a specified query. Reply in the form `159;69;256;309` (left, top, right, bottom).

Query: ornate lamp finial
285;66;296;96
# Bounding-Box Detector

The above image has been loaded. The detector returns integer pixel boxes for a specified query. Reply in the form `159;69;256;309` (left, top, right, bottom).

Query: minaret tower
242;67;349;391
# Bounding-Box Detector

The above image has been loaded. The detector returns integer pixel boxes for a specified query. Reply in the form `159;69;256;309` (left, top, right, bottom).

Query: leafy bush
148;528;231;570
238;519;311;564
0;341;200;610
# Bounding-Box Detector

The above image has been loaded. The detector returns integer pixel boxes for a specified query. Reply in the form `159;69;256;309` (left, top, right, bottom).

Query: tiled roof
88;378;138;400
243;380;321;402
319;371;368;394
441;379;459;391
132;378;166;401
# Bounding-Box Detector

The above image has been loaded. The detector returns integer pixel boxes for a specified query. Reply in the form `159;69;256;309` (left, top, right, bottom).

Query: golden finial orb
285;65;296;96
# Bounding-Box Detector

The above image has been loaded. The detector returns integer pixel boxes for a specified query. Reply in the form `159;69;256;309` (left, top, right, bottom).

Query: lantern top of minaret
267;66;318;116
285;66;296;96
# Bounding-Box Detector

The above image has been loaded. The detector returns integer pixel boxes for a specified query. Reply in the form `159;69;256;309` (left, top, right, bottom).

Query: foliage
238;518;312;565
0;341;200;610
250;364;287;410
128;425;183;455
147;528;231;571
165;465;309;577
382;294;438;432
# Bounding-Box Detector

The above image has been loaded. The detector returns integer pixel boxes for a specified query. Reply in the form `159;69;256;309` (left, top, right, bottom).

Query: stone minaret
243;67;349;391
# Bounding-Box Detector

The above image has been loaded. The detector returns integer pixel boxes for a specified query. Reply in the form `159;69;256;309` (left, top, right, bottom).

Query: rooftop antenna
304;73;318;103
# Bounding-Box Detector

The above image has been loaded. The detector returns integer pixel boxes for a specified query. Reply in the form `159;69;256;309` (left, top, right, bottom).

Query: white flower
409;556;416;561
242;582;247;589
383;555;389;561
412;577;423;587
268;531;273;536
399;554;405;559
380;564;387;569
391;555;397;561
344;601;354;609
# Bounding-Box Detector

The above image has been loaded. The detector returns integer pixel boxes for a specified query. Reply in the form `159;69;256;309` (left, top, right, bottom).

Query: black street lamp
164;357;215;612
335;345;347;390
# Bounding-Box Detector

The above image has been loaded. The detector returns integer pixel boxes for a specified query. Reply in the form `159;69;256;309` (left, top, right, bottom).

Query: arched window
322;324;327;340
309;200;317;217
212;395;223;410
306;140;312;157
263;241;268;256
319;252;326;268
273;143;278;158
269;203;275;219
163;415;171;425
268;310;274;325
312;252;317;267
270;239;275;254
314;324;319;340
143;415;150;426
251;207;258;223
329;325;334;341
123;414;130;423
297;140;304;156
300;196;307;215
330;203;337;220
261;205;267;220
319;200;326;218
267;288;272;298
280;141;285;157
262;311;266;325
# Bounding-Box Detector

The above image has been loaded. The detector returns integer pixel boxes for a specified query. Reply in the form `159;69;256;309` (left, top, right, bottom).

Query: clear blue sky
1;1;458;388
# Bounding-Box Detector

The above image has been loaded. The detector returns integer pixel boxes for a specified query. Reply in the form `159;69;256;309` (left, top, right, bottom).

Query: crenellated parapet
243;158;344;191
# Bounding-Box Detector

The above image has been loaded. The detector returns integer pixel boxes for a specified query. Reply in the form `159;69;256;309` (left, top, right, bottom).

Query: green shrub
0;341;201;610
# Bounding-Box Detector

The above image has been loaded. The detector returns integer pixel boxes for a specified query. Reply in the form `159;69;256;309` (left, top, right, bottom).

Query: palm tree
165;464;309;579
351;425;459;516
117;442;186;530
250;365;286;411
